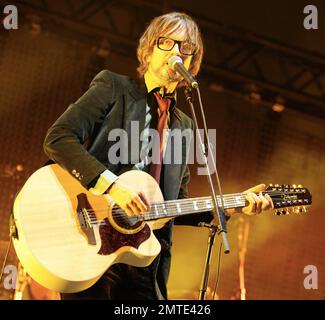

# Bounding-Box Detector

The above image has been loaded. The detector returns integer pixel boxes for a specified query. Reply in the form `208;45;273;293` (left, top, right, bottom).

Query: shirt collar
132;75;180;120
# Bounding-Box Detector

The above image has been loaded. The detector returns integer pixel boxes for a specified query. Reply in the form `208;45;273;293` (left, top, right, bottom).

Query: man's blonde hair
137;12;204;78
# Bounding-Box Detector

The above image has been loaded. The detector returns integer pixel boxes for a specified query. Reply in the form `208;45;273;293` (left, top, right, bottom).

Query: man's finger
252;193;262;213
243;193;256;215
139;192;150;208
124;205;133;217
265;194;274;209
260;192;270;210
134;195;148;212
127;200;142;215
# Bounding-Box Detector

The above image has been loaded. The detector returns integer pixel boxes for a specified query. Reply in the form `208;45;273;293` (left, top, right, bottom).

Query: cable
212;241;223;300
0;236;13;286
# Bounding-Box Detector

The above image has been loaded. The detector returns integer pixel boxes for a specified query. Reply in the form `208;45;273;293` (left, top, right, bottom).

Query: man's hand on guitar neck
107;180;150;216
226;184;274;217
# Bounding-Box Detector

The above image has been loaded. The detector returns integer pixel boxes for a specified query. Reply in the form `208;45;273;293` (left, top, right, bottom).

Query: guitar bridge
77;193;96;245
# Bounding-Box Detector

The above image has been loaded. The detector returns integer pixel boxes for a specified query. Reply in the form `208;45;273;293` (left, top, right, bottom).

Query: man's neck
144;72;178;95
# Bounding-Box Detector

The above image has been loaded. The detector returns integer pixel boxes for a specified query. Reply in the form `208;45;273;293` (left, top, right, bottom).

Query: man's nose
171;43;181;55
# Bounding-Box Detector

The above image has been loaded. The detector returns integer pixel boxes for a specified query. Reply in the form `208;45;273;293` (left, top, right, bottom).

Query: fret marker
154;205;159;215
193;201;199;211
206;200;212;209
176;203;181;213
235;196;242;205
162;204;167;215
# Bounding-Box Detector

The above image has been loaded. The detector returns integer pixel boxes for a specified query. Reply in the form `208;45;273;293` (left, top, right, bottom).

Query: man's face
146;30;194;87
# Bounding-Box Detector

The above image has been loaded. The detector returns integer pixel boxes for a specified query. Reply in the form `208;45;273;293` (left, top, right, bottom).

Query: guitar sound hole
111;205;143;230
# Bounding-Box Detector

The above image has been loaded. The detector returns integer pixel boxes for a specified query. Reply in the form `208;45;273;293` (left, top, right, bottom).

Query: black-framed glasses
157;36;196;56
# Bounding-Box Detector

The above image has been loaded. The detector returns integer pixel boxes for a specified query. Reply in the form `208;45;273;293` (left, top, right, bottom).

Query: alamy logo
106;124;217;175
2;5;18;30
303;5;318;30
303;265;318;290
2;264;17;290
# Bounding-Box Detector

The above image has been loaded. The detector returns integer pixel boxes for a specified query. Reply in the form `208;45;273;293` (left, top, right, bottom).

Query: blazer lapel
124;82;147;165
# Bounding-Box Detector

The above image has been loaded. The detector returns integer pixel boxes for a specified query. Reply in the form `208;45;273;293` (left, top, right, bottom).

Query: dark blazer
43;70;213;299
44;69;192;199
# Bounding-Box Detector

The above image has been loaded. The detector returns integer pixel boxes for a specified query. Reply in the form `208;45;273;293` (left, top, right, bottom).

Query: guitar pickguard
97;218;151;255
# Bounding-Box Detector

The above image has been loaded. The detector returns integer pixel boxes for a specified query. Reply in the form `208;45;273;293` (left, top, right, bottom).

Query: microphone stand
184;86;230;301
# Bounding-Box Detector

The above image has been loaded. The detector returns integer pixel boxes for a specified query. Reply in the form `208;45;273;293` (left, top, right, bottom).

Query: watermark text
2;5;18;30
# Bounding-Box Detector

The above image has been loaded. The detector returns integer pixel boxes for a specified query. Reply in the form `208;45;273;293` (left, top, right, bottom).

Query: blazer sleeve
43;70;116;189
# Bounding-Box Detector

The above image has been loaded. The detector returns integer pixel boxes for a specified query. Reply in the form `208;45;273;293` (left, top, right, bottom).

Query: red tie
149;92;171;183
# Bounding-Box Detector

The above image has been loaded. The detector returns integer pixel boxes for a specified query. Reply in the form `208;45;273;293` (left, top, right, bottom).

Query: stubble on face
147;48;190;87
162;63;183;83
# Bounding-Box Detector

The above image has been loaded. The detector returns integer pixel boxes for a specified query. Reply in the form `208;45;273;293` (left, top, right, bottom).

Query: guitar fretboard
141;193;248;221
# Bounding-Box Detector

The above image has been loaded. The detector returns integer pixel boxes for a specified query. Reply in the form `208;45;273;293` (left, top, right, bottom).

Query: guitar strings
83;190;299;217
83;191;303;212
85;193;305;225
87;199;307;228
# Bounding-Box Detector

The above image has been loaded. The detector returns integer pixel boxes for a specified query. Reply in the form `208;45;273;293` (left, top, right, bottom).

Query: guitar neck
140;184;312;221
141;193;247;221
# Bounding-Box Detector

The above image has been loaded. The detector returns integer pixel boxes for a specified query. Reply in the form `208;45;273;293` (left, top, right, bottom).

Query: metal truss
3;0;325;118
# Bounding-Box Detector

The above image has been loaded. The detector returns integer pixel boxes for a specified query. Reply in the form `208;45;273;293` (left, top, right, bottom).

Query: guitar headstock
265;184;312;216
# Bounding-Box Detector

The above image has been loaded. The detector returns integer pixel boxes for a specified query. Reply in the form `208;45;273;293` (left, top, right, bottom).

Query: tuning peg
292;184;296;188
275;209;289;216
298;184;303;188
297;207;305;213
266;184;274;191
292;205;309;214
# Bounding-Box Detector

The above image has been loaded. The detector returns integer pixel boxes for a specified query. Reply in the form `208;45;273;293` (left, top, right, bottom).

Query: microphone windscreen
168;56;183;70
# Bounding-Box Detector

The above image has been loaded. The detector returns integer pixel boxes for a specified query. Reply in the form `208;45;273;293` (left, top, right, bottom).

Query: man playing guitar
42;12;273;300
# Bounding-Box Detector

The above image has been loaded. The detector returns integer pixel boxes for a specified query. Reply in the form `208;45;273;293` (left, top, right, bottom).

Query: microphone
168;56;199;88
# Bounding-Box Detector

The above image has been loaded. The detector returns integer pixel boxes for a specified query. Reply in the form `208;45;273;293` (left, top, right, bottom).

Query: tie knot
153;92;170;113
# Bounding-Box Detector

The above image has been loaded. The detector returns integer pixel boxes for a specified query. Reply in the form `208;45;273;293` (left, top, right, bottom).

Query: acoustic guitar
12;164;312;293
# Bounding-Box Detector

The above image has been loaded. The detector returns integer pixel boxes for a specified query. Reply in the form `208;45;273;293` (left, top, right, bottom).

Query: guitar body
13;165;165;293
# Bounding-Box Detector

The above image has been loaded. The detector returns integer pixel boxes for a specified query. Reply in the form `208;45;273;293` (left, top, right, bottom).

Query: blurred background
0;0;324;300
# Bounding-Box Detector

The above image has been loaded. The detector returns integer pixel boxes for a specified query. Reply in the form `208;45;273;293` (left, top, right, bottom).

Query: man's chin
166;69;182;82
